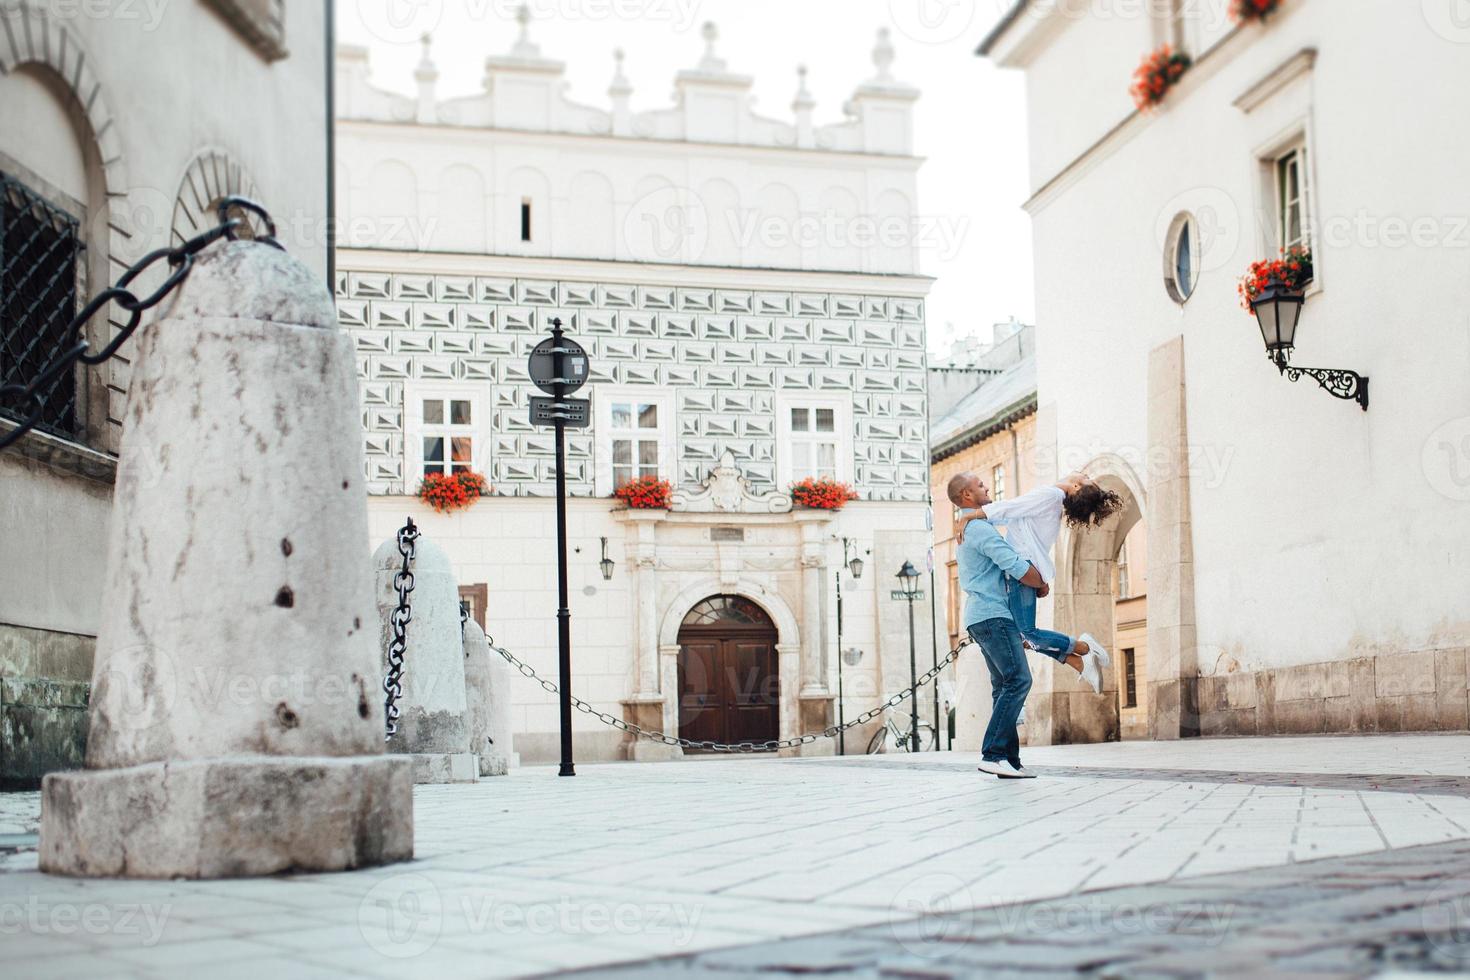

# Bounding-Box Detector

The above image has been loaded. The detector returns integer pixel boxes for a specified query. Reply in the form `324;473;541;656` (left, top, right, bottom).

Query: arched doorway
677;596;779;750
1047;460;1146;745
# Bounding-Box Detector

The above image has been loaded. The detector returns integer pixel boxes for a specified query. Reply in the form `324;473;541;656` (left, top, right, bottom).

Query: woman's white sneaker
1080;632;1112;669
978;759;1025;778
1079;652;1103;694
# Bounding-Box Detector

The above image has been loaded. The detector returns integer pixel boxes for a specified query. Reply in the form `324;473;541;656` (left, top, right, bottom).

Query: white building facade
983;0;1470;742
0;1;328;785
335;17;940;763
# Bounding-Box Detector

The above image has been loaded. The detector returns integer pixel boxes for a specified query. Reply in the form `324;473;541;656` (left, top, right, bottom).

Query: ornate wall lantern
1251;284;1369;411
598;537;615;581
841;537;865;580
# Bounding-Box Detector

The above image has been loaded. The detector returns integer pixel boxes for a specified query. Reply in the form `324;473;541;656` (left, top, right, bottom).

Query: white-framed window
776;394;852;486
1275;142;1311;253
1163;211;1199;305
991;463;1007;502
404;383;489;482
594;388;675;495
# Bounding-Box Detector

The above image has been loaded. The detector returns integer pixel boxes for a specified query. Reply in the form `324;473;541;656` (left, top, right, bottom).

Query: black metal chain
490;637;970;753
383;517;419;741
0;196;283;451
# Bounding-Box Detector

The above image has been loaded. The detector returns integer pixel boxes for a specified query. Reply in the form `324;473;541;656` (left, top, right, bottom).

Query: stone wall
1196;647;1469;737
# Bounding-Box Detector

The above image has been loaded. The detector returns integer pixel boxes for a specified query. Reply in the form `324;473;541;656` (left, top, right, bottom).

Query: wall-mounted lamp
841;537;866;580
598;536;615;581
1251;283;1369;411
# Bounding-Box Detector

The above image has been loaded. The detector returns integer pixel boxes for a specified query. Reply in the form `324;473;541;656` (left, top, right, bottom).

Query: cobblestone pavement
576;836;1470;978
3;735;1470;978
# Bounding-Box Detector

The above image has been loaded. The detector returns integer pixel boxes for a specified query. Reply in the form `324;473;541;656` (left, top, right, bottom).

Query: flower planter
1237;246;1313;313
1131;45;1191;111
1231;0;1283;23
614;476;673;510
418;471;489;513
790;478;858;512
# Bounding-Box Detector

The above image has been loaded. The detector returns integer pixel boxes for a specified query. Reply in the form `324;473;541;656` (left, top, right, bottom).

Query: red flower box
1231;0;1283;23
790;478;858;511
614;475;673;510
1130;45;1192;111
1237;245;1314;313
417;471;489;513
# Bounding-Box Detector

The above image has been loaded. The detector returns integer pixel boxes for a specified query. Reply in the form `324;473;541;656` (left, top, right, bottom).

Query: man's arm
972;523;1043;588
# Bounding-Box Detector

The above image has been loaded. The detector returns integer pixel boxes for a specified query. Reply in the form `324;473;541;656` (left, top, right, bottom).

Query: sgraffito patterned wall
336;267;931;501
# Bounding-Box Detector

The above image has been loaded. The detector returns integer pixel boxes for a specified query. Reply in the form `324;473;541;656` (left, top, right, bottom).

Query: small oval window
1164;212;1199;304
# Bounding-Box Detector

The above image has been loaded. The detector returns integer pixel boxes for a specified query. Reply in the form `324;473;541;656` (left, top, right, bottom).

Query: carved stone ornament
671;452;792;514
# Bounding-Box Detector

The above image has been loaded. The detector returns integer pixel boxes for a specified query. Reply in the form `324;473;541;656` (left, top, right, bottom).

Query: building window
1122;649;1137;708
991;463;1006;502
1276;143;1310;253
458;583;488;632
1;172;81;440
776;395;852;486
596;390;673;494
1163;211;1199;304
520;198;533;242
406;384;488;481
1116;541;1131;599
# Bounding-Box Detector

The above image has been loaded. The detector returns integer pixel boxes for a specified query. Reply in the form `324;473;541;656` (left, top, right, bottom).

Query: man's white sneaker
978;759;1025;778
1079;652;1103;694
1080;632;1112;669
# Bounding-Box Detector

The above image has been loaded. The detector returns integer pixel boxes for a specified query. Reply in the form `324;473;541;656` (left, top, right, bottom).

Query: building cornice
335;118;926;169
930;395;1038;464
1022;23;1247;216
1232;47;1317;114
339;247;937;297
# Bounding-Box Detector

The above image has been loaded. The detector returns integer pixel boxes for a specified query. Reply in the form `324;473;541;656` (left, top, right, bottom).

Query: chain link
0;196;284;451
383;517;419;740
490;637;970;753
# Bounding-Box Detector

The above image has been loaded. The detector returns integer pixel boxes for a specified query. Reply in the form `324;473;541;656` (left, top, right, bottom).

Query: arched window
680;596;774;629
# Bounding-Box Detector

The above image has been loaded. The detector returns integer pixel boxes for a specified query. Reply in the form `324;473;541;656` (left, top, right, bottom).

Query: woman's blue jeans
967;617;1031;766
1006;579;1075;664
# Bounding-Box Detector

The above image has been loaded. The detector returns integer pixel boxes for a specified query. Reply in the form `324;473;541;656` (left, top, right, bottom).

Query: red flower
1230;0;1282;23
1130;45;1192;111
1236;245;1314;313
417;470;490;513
790;478;859;511
614;476;673;510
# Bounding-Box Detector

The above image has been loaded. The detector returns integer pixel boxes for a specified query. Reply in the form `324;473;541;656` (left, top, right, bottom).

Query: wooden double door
676;596;779;750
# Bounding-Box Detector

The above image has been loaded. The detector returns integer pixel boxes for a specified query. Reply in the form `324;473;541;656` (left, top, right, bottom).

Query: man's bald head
947;472;984;508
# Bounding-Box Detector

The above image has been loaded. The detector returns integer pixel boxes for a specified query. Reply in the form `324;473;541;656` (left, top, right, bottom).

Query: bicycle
865;705;938;754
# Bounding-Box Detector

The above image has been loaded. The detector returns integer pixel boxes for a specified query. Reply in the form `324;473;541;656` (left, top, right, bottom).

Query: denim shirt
958;520;1033;630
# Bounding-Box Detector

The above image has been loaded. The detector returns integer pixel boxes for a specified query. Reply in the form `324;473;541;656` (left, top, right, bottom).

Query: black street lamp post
896;560;922;752
835;538;865;755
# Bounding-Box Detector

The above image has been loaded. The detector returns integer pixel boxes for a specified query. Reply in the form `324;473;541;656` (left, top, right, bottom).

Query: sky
337;0;1033;358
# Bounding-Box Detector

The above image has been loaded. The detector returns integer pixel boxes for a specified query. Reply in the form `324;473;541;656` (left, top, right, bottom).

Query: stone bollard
373;532;477;783
462;620;518;776
39;240;414;879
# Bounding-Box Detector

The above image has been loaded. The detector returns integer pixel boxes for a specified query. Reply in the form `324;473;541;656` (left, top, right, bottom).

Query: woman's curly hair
1063;483;1124;528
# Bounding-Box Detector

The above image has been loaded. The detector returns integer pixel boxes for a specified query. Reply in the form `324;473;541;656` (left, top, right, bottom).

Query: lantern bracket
1269;349;1369;411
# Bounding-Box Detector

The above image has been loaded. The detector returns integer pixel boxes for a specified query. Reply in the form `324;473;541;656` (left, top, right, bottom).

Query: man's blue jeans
967;617;1030;766
1005;579;1075;665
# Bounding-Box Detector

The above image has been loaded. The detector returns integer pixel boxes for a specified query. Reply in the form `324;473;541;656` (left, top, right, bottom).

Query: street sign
529;396;590;429
890;590;926;601
527;336;589;395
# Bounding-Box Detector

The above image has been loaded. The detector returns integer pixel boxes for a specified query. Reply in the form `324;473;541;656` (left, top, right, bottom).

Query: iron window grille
1;172;82;439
